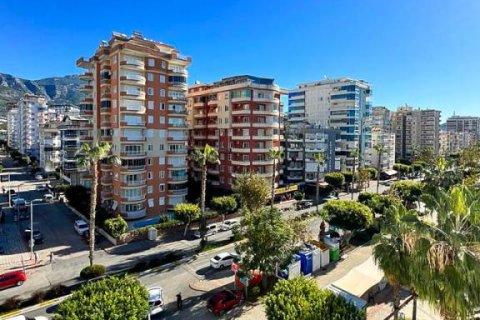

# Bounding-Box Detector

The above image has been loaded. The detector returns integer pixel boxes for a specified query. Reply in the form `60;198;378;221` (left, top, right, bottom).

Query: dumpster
148;227;158;240
277;254;301;279
298;250;313;275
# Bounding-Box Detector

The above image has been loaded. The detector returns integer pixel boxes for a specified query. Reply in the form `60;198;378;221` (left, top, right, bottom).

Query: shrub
1;296;21;311
46;284;68;299
80;264;106;280
31;290;46;304
210;196;238;215
322;200;373;231
365;167;378;179
293;191;305;201
104;217;128;238
341;171;354;184
324;172;345;188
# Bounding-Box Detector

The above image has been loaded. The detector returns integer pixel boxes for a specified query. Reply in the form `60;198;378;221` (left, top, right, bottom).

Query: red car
207;290;243;316
0;270;27;289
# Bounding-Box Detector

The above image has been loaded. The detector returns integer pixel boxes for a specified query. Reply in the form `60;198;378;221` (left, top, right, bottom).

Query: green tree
174;203;200;237
265;277;365;320
189;144;220;247
103;217;128;238
393;163;411;180
267;149;282;210
322;200;373;244
314;152;325;215
76;142;120;267
54;276;149;320
374;143;386;193
233;173;270;213
210;196;237;222
350;149;359;200
357;168;371;191
236;207;295;290
325;172;345;197
390;181;422;207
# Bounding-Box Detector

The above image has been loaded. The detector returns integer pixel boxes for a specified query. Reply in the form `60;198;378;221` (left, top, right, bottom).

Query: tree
174;203;200;237
324;172;345;197
265;277;365;320
233;173;270;213
418;186;480;319
390;181;422;206
189;144;220;247
393;163;411;180
236;207;295;290
322;200;373;244
350;149;359;200
358;192;402;217
357;168;371;191
210;196;237;222
374;143;386;194
103;217;128;238
54;276;149;320
314;152;325;215
76;142;120;267
267;149;282;210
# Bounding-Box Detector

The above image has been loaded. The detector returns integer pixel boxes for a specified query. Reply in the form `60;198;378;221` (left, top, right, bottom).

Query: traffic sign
231;262;239;273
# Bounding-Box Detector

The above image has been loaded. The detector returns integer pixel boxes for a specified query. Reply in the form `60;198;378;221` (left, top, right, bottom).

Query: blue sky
1;0;479;120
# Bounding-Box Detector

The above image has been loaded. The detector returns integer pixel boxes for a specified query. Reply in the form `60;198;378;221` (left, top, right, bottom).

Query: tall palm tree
267;149;282;210
374;143;385;193
350;149;359;200
75;142;120;267
419;185;480;319
189;144;220;246
313;152;325;215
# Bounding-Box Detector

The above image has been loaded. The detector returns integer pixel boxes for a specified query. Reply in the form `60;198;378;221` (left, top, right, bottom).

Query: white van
194;224;218;238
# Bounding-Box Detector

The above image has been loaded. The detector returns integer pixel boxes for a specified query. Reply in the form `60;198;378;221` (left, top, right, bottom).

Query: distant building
444;115;480;151
370;106;395;171
288;78;372;170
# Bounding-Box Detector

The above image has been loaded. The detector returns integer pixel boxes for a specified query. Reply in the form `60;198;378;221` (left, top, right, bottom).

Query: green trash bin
329;248;340;262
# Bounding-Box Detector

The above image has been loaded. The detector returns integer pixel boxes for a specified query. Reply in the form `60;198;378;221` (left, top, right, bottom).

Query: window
224;93;229;99
148;58;155;67
220;154;225;160
159;197;165;205
159;130;166;137
147;73;154;81
225;118;229;124
112;100;117;108
159;157;165;164
148;172;153;179
160;75;165;83
148;116;153;124
159;184;165;192
160;89;166;97
159;103;165;110
159;116;165;124
147;129;153;138
147;186;153;194
147;88;154;96
148;198;154;208
159;144;164;151
147;159;152;166
148;101;154;110
161;61;166;69
159;170;165;178
225;105;229;111
147;144;153;151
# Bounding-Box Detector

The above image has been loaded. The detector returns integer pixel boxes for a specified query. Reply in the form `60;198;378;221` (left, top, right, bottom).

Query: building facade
288;78;372;171
77;32;191;221
445;115;480;152
187;75;282;190
370;106;395;171
392;106;441;161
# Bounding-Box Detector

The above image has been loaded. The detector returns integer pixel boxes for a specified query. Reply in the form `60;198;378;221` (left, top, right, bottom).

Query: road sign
240;276;249;286
231;262;239;273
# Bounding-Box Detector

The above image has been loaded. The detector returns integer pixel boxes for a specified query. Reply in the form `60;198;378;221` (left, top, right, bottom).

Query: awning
326;284;367;310
330;256;385;299
383;169;397;176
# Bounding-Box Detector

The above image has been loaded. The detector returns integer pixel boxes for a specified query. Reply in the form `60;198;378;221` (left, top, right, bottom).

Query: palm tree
419;185;480;319
267;149;282;210
350;149;359;200
374;143;385;193
189;144;220;246
313;152;325;215
75;142;120;267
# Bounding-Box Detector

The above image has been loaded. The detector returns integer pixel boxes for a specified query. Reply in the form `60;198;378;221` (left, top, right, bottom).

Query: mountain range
0;72;81;115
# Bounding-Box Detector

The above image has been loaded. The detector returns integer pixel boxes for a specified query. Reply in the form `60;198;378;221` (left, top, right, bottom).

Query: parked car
24;228;43;244
381;180;393;186
207;290;243;316
74;219;89;235
43;193;54;202
35;174;43;181
220;219;240;231
13;198;27;210
194;224;218;238
296;200;313;210
35;185;47;192
0;270;27;289
148;287;165;315
210;252;241;269
320;194;337;203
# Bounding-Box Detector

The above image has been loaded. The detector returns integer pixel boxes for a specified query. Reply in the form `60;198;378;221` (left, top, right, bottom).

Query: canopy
383;169;397;176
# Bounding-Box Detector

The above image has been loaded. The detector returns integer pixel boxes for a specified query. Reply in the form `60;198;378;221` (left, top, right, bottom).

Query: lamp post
29;198;43;256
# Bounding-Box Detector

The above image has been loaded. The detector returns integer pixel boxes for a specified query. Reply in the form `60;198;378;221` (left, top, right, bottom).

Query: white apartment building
7;108;20;150
288;78;372;171
370;106;395;171
444;115;480;152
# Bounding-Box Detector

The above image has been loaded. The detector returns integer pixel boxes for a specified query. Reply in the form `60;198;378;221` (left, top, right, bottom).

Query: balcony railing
120;151;146;157
121;179;146;186
120;208;147;220
168;188;188;195
122;165;146;171
169;175;188;181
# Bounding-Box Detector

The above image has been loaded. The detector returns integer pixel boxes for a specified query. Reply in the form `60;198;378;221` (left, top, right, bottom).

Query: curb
0;295;70;319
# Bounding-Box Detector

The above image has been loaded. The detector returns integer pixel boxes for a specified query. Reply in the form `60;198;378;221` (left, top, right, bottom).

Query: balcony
120;59;145;70
120;105;146;114
120;136;146;142
193;134;207;140
101;176;113;185
120;151;146;157
231;135;250;140
122;192;146;202
80;85;93;92
207;168;219;175
193;101;205;107
121;165;146;172
79;72;93;80
168;188;188;196
168;108;188;116
231;96;250;103
120;207;146;220
168;81;188;90
167;149;187;155
120;90;145;99
232;122;250;128
168;123;187;130
252;122;279;128
168;67;188;75
120;121;145;127
253;96;279;103
231;160;250;166
252;134;279;140
252;147;270;153
168;175;188;182
232;108;250;115
252;109;279;115
121;179;146;187
252;160;274;165
120;74;146;85
168;96;187;104
207;99;218;106
80;97;93;104
231;148;250;153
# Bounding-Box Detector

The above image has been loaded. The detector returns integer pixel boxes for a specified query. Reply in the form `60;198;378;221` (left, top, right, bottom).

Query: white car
194;224;218;238
43;193;54;202
148;287;165;315
74;220;89;235
220;219;240;231
35;174;43;181
210;252;240;269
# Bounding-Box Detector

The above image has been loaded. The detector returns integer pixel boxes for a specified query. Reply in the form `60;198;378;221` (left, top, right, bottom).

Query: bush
104;217;128;238
293;191;305;201
365;167;378;179
1;296;21;311
46;284;68;299
325;172;345;188
31;290;46;304
341;171;354;184
210;196;238;215
322;200;373;231
80;264;106;280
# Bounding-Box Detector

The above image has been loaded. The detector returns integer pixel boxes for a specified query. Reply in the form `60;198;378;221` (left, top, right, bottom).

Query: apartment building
288;78;372;170
392;106;441;160
187;75;282;190
7;108;20;150
76;32;191;221
370;106;395;171
445;115;480;151
283;123;340;185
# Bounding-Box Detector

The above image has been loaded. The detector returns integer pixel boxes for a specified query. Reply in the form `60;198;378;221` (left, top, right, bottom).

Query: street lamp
29;198;43;256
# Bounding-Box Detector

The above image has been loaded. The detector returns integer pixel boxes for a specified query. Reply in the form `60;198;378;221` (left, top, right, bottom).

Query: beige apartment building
187;76;282;190
77;32;191;221
392;106;441;161
370;106;395;171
